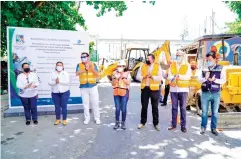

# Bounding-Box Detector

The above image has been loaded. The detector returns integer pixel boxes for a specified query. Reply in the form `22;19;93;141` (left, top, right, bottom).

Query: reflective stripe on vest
79;63;97;84
141;63;160;91
112;71;128;96
170;61;189;88
189;70;201;90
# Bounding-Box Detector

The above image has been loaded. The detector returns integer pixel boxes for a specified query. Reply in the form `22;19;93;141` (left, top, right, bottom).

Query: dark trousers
170;92;188;128
114;91;129;122
20;96;38;121
52;90;70;120
141;87;159;126
162;84;170;104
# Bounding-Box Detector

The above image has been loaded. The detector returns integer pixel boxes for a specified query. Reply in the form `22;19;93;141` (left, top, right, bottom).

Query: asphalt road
1;83;241;159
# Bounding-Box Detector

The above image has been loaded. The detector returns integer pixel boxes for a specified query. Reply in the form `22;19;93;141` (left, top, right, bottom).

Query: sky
78;0;237;40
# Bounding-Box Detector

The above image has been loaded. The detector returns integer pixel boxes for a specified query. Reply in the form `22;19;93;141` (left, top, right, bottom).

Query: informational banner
90;50;98;62
7;27;89;107
206;37;241;64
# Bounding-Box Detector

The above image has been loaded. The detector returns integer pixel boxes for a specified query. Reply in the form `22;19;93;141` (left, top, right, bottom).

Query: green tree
225;1;241;33
1;1;155;57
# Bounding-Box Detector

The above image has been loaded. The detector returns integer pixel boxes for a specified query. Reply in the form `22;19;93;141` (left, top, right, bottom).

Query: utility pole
211;9;215;34
120;34;123;59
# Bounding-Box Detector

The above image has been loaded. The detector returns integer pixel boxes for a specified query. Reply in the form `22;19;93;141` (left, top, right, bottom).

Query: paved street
1;83;241;159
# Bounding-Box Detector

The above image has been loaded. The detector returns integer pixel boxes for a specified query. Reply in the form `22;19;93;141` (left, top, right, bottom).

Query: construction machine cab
124;48;149;71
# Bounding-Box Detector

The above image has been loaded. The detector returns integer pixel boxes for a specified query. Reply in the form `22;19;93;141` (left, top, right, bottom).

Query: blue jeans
52;90;70;120
201;91;220;129
20;96;38;121
114;90;129;122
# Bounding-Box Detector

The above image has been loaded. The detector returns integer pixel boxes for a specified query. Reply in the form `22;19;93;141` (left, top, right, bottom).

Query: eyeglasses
207;52;215;56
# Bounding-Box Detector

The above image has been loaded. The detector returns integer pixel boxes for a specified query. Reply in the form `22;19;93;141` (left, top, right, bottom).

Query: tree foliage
1;1;155;57
225;1;241;33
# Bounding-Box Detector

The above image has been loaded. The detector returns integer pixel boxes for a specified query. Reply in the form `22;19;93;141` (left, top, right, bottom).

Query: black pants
141;87;159;126
162;84;170;104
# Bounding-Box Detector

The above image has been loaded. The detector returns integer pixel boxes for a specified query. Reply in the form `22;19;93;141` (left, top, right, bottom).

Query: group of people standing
16;49;225;136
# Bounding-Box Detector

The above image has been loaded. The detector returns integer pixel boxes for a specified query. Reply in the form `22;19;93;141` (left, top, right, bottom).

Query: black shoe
181;127;187;133
113;121;120;130
186;105;191;110
26;121;31;125
121;121;126;130
33;120;38;125
211;129;219;136
161;103;167;106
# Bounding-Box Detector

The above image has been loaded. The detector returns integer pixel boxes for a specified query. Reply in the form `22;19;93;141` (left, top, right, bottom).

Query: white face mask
56;66;63;72
81;58;87;63
117;67;124;72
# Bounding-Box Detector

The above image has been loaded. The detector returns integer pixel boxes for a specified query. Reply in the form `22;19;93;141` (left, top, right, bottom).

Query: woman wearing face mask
48;62;70;126
16;63;40;125
112;60;131;130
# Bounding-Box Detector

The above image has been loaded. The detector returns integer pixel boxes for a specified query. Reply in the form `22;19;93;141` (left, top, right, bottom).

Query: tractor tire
132;67;140;82
195;93;202;115
107;75;112;82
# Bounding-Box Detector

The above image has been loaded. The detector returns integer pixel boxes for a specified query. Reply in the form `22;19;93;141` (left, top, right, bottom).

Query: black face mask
146;60;151;65
191;67;196;70
23;68;30;73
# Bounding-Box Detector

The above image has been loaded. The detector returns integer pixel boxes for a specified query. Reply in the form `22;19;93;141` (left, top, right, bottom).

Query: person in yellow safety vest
137;54;162;131
187;61;201;110
112;60;131;130
75;52;101;125
167;50;192;133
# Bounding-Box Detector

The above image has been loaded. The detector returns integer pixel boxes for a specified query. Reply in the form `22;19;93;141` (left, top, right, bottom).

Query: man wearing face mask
76;52;101;125
137;54;162;131
16;63;40;125
167;50;191;133
187;61;201;109
198;51;226;136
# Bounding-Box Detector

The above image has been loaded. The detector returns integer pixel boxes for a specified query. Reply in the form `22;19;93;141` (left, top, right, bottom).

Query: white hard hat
117;60;126;66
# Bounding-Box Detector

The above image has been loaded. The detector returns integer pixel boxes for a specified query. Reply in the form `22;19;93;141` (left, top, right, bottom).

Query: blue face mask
176;56;182;63
207;61;215;67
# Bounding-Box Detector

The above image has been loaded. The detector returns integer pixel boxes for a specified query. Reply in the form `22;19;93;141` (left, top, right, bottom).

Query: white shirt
136;63;162;85
48;70;70;93
16;72;40;98
168;61;192;93
198;64;226;85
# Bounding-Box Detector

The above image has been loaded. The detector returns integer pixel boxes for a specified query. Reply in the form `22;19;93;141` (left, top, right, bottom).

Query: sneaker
62;120;67;126
83;119;90;125
154;125;160;131
96;119;101;125
138;123;145;129
121;121;126;130
26;121;31;125
200;127;206;135
181;127;187;133
168;126;176;131
211;129;219;136
33;121;38;125
54;120;61;125
113;121;120;130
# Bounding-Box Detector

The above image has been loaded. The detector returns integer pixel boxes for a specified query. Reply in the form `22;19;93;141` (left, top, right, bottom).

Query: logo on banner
16;34;25;44
74;40;85;45
213;41;230;58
